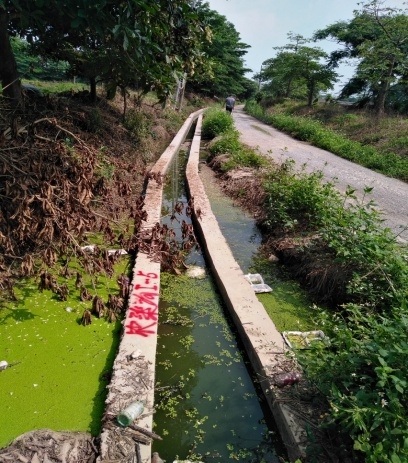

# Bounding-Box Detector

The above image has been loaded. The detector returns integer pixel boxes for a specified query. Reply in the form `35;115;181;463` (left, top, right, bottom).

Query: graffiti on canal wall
125;270;159;337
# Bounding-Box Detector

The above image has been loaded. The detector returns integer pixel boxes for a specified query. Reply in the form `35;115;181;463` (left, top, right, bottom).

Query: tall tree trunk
0;9;22;108
90;76;97;103
307;80;315;107
375;57;395;119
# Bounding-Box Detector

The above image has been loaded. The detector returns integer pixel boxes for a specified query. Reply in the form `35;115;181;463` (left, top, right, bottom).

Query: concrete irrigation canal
0;109;310;463
99;109;308;462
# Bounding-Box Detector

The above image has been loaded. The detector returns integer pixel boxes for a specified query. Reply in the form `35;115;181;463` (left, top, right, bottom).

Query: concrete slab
99;108;307;463
185;115;308;461
98;109;204;463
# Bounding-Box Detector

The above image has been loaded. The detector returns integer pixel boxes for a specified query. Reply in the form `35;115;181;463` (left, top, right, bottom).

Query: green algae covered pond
0;260;127;448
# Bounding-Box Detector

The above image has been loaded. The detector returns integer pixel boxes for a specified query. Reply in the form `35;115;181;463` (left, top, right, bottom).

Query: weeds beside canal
203;107;408;462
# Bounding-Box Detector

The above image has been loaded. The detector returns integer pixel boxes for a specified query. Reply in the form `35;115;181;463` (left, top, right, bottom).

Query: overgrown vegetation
0;82;203;308
256;1;408;117
202;108;268;171
245;99;408;181
206;107;408;462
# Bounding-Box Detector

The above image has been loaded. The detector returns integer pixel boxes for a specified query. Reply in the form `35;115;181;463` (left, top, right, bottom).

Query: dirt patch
0;429;98;463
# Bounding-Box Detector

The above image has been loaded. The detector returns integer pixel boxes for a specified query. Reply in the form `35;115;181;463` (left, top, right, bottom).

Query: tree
11;36;69;81
187;1;251;98
314;0;408;117
0;0;208;107
259;33;338;105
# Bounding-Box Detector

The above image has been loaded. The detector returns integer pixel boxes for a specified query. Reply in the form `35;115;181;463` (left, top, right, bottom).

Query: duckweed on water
249;256;315;332
0;258;128;448
153;272;284;462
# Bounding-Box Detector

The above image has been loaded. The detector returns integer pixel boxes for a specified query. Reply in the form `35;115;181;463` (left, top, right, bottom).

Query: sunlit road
232;105;408;243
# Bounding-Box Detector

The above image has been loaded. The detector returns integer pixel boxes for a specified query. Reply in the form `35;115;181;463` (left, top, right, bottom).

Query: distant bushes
203;108;267;171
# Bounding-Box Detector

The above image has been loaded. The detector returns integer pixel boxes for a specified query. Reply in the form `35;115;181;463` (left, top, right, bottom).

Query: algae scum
151;151;311;462
0;263;125;448
0;144;313;460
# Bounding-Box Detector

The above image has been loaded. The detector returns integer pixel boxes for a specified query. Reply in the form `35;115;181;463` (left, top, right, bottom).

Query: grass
245;100;408;182
23;79;87;94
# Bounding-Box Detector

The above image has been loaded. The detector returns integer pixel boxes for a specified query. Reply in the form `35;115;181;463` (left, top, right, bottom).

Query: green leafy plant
298;304;408;462
201;107;235;139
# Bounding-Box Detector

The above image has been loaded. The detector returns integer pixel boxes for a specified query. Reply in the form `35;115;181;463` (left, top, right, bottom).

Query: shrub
244;100;408;182
246;98;408;461
201;107;234;139
207;130;241;156
124;109;151;143
299;304;408;463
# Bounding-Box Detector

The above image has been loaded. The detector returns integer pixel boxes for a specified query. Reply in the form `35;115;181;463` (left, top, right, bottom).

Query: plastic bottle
117;400;144;426
273;371;301;387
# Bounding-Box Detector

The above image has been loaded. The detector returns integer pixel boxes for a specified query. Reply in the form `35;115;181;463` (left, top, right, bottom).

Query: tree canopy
0;0;208;106
314;0;408;116
186;1;253;99
258;33;338;106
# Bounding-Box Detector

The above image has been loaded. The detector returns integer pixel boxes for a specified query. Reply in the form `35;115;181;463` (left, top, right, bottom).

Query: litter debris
80;244;127;256
0;360;8;371
282;330;326;349
117;400;144;426
186;266;206;279
81;244;96;253
108;248;128;256
244;273;272;293
273;371;301;387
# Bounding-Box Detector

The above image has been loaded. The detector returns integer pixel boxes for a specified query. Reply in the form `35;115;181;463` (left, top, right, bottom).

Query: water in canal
152;148;287;462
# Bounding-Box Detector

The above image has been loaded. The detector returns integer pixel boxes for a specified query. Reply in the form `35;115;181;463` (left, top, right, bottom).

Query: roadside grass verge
206;112;408;462
245;100;408;182
203;108;268;171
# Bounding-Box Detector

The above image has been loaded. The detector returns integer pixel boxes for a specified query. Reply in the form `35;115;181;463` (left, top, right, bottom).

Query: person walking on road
225;95;236;114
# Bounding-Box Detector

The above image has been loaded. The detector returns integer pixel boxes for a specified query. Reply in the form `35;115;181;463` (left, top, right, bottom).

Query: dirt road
232;106;408;243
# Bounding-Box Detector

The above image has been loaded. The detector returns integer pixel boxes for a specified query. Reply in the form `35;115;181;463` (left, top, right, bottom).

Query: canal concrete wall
98;108;307;462
98;109;204;463
186;115;308;461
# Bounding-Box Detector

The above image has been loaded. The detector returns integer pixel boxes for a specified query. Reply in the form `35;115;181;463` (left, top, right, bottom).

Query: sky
206;0;407;95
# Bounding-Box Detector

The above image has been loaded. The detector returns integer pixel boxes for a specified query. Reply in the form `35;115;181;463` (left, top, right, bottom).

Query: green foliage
22;79;85;94
207;130;241;155
10;36;68;81
2;0;209;103
187;4;252;98
201;107;235;139
221;145;267;171
256;136;408;459
262;160;341;232
314;2;408;116
259;33;337;106
298;304;408;462
203;113;267;172
124;109;151;143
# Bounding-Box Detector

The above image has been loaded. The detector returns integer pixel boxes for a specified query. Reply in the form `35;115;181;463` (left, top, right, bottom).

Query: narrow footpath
232;105;408;242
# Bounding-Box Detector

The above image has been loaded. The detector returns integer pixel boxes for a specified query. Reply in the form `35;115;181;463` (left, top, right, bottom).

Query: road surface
232;106;408;243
